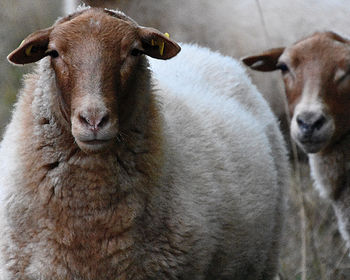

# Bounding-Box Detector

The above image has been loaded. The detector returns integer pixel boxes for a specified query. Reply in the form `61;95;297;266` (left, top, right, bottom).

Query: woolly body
0;9;288;279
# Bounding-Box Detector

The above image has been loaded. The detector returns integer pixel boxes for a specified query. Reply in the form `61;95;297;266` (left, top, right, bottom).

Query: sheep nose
296;112;326;136
79;112;109;132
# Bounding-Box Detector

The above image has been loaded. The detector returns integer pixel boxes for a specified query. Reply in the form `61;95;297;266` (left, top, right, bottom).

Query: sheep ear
242;47;285;72
138;27;181;60
7;28;53;65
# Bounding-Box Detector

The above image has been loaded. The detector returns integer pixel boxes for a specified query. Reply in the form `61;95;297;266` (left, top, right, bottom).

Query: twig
330;245;349;276
308;221;327;280
296;171;308;280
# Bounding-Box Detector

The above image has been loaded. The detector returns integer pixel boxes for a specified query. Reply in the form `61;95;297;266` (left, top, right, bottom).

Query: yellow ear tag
25;45;33;57
159;41;165;56
159;33;170;56
150;33;170;56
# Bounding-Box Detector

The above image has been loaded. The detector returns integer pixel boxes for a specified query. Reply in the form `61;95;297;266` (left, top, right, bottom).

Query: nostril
296;116;304;127
79;114;90;126
97;114;109;128
312;115;326;130
296;113;327;135
296;115;309;131
296;114;314;136
78;112;109;131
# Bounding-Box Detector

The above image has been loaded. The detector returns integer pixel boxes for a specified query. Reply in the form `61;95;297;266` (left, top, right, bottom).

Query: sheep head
8;8;181;154
242;32;350;154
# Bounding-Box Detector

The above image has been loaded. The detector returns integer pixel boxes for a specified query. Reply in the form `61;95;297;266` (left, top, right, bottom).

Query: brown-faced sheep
243;31;350;251
1;7;289;279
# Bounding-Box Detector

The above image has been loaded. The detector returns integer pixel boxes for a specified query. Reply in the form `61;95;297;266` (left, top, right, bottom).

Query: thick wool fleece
0;42;289;279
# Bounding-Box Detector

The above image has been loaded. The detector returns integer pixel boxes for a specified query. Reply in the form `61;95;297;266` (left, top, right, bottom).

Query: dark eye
46;50;59;59
335;68;350;85
131;48;144;57
276;62;289;73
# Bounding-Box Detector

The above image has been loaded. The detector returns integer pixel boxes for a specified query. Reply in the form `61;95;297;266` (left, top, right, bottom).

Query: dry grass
280;154;350;280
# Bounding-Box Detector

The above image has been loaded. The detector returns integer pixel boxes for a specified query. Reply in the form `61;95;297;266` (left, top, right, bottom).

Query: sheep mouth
75;138;114;153
291;117;335;154
296;137;329;154
80;139;111;145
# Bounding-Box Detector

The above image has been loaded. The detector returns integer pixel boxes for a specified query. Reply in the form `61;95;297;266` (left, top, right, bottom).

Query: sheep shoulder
308;134;350;200
308;135;350;250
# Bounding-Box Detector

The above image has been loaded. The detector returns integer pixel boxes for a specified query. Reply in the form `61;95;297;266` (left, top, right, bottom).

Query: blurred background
1;0;350;279
0;0;60;131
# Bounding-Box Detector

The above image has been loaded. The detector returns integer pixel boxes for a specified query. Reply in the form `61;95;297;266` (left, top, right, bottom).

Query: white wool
0;11;289;279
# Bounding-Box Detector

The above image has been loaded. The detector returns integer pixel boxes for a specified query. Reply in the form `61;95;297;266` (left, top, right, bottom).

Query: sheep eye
131;49;143;57
335;68;350;85
276;62;289;73
46;50;59;59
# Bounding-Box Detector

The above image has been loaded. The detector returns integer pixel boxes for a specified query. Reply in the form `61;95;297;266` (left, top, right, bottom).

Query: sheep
242;31;350;250
2;7;289;279
64;0;350;142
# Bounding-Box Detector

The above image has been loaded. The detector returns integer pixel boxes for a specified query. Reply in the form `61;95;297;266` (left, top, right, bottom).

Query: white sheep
2;7;289;279
64;0;350;139
242;31;350;250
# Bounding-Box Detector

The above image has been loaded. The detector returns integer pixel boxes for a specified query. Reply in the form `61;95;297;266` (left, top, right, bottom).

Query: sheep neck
308;133;350;254
309;134;350;201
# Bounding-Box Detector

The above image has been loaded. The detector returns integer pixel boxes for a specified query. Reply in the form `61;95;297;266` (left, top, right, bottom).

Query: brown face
243;32;350;154
7;8;181;154
49;11;139;153
281;33;350;153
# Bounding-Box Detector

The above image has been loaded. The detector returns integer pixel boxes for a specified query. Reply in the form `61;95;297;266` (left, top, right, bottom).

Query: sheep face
243;32;350;154
7;8;180;154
